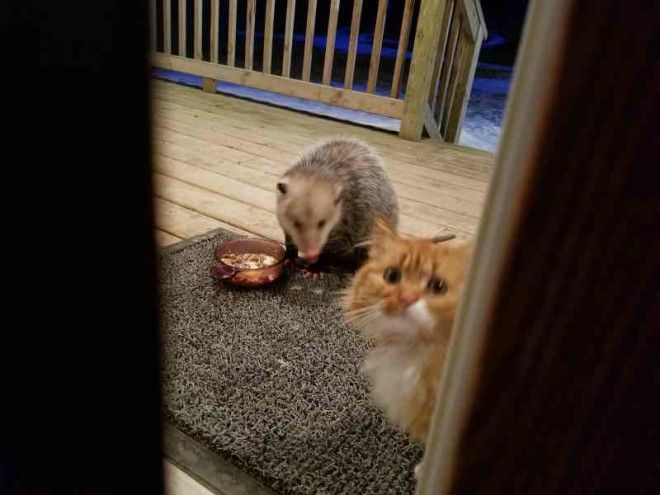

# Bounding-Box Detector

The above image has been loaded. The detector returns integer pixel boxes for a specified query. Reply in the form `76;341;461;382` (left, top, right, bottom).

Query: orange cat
343;218;473;446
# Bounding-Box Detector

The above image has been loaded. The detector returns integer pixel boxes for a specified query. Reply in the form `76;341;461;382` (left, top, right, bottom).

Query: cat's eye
293;220;302;229
427;277;447;294
383;267;402;284
317;220;326;229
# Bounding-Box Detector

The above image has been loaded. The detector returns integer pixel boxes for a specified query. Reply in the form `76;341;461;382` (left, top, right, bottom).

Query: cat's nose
400;293;419;308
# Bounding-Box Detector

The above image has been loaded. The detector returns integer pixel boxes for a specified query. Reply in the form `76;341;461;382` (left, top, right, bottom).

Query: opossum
276;138;399;273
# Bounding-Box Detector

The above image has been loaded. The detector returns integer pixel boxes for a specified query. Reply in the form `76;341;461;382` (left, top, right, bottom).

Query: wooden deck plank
154;136;480;235
154;198;253;238
152;94;491;184
154;125;485;215
154;174;283;241
155;229;182;246
151;78;492;163
151;80;492;241
153;100;490;192
151;81;494;176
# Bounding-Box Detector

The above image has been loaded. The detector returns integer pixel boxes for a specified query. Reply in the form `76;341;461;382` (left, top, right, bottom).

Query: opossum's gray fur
284;138;399;259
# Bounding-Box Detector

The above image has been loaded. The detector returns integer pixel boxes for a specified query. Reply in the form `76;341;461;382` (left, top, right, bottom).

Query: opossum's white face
276;176;342;263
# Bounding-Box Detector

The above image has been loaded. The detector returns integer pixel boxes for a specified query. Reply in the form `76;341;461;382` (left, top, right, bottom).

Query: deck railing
149;0;486;142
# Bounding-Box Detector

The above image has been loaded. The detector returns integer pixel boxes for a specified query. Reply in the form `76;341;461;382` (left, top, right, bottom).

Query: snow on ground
153;60;510;154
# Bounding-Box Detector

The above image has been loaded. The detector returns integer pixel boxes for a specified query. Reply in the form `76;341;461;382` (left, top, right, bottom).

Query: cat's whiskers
345;304;381;331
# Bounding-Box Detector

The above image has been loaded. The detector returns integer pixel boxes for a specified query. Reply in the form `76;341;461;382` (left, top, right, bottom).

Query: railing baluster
227;0;237;66
302;0;317;81
178;0;186;56
435;12;461;123
429;0;455;110
263;0;276;74
444;25;483;142
194;0;202;59
322;0;340;86
390;0;416;98
245;0;256;70
151;0;158;51
440;30;464;134
344;0;362;89
366;0;387;93
282;0;296;77
163;0;172;54
210;0;219;63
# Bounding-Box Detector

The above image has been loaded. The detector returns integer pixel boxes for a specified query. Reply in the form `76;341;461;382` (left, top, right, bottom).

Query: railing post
399;0;448;141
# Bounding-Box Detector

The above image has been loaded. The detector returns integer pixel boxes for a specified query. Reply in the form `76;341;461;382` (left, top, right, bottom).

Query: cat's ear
358;215;397;256
446;238;475;265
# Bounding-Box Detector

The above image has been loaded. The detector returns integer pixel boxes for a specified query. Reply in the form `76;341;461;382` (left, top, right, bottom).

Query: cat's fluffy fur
343;218;473;443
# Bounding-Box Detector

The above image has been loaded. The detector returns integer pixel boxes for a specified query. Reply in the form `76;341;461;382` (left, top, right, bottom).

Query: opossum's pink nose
301;249;320;263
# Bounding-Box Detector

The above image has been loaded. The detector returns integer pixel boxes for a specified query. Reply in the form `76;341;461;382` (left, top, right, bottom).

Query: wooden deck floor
152;79;494;247
153;79;494;493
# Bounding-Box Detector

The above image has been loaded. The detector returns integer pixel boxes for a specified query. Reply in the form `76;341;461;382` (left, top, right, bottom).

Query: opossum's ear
333;183;343;204
276;179;289;195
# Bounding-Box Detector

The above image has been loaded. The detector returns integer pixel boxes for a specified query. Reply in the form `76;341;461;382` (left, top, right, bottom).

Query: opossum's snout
295;230;328;262
300;248;321;263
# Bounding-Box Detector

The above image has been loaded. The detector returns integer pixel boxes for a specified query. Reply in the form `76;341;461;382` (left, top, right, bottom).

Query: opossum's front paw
302;267;324;280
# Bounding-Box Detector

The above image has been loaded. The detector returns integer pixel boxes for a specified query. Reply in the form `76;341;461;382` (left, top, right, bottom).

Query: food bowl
213;238;286;288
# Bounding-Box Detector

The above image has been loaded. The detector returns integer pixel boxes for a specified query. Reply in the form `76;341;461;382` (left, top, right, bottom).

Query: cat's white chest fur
360;301;436;432
363;339;427;431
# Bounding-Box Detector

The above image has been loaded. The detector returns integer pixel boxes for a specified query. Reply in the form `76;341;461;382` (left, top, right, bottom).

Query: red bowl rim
215;238;286;274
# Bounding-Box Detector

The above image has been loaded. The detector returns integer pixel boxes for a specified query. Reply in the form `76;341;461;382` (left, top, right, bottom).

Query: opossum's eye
427;277;447;294
383;267;402;284
317;220;326;229
293;221;302;230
